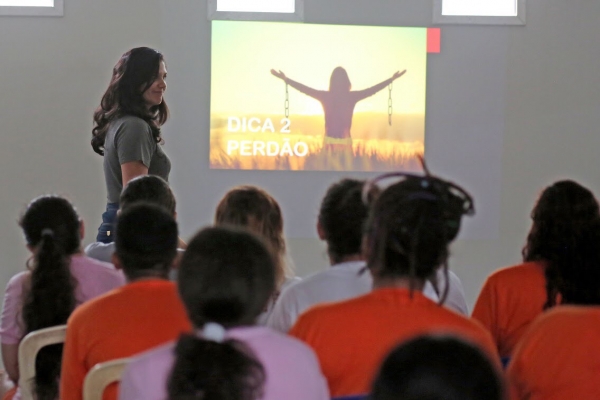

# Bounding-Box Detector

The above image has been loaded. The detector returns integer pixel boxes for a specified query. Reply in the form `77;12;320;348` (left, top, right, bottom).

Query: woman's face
142;61;167;108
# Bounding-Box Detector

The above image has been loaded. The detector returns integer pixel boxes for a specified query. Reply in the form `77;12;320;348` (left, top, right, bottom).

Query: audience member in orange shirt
472;180;600;357
290;170;499;397
507;203;600;399
59;204;191;400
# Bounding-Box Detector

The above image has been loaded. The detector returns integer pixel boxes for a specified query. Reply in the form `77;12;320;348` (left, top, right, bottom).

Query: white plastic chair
17;325;67;400
82;357;131;400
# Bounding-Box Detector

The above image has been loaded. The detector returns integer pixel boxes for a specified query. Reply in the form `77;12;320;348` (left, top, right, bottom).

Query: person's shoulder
5;270;30;291
127;340;176;369
294;290;371;327
240;327;319;361
71;254;124;281
68;283;125;323
531;305;600;331
113;115;153;138
486;261;545;285
84;242;115;263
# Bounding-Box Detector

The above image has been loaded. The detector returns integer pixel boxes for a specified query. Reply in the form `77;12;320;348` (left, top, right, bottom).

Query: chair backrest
18;325;67;400
83;357;131;400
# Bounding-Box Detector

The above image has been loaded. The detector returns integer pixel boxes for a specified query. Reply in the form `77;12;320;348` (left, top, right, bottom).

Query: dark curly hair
364;175;473;303
318;179;367;264
523;180;600;307
20;195;81;400
91;47;169;155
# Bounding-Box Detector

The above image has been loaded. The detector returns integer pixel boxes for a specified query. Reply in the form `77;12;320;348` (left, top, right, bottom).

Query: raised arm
354;70;407;101
271;69;324;100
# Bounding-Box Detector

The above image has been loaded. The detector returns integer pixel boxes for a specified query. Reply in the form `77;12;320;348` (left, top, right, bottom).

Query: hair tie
41;228;54;238
202;322;226;343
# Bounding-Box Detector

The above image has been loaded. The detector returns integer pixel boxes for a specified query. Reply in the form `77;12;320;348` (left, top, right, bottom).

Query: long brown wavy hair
91;47;169;155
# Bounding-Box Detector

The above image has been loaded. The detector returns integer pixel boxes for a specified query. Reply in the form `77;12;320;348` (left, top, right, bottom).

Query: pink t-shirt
119;326;330;400
0;254;126;345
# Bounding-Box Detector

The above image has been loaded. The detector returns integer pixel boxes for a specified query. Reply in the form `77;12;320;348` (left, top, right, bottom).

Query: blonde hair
215;186;292;287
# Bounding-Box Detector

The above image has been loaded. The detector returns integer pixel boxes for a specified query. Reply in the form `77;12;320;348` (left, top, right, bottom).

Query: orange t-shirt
508;306;600;400
59;279;191;400
289;287;499;397
471;261;547;358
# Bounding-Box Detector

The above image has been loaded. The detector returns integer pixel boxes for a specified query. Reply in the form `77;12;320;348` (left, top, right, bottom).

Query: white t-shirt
266;261;468;333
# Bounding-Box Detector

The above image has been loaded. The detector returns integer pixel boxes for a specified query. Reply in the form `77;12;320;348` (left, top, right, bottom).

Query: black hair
318;179;367;263
371;335;504;400
92;47;169;155
523;180;600;307
364;174;473;302
120;175;176;215
114;202;178;280
20;195;81;400
167;226;275;399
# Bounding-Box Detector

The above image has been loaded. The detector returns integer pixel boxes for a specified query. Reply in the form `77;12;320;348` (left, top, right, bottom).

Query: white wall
1;0;599;318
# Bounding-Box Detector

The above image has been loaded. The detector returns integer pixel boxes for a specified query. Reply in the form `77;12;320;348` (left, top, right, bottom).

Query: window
0;0;63;16
208;0;303;21
433;0;525;25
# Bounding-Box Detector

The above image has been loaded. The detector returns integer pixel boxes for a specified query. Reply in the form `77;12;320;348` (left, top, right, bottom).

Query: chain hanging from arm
284;82;290;119
388;83;393;126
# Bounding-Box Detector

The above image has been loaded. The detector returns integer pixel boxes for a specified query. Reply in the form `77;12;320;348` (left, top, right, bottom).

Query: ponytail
22;229;77;400
167;333;265;400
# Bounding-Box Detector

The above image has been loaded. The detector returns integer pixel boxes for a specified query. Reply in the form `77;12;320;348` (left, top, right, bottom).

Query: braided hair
364;173;473;303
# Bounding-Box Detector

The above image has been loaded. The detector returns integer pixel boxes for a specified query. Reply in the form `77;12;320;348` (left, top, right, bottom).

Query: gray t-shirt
103;115;171;203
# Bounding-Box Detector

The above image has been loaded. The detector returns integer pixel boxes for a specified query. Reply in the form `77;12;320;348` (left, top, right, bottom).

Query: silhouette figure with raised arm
271;67;406;151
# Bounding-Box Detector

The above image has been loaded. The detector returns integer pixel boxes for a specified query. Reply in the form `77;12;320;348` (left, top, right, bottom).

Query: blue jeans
96;203;119;243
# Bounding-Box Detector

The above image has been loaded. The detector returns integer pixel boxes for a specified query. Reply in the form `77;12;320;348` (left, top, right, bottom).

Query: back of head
372;336;504;400
330;66;351;92
365;175;472;285
178;226;276;327
167;227;275;399
523;179;600;307
215;185;287;284
120;175;176;215
115;202;178;280
318;178;367;263
20;195;81;400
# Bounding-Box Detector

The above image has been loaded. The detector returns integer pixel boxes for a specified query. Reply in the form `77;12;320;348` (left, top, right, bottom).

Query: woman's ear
111;253;123;270
316;220;326;240
361;235;371;261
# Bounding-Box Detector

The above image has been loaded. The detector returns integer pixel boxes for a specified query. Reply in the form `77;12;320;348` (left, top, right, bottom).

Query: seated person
85;175;184;263
267;178;469;333
119;226;329;400
290;172;499;397
372;335;504;400
472;180;600;357
507;201;600;400
214;186;300;324
59;203;191;400
0;196;125;400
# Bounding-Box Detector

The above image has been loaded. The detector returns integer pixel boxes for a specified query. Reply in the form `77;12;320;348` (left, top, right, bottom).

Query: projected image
210;21;428;171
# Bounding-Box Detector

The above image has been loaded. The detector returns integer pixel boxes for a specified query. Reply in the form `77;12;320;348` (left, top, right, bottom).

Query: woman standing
91;47;170;243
